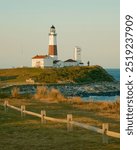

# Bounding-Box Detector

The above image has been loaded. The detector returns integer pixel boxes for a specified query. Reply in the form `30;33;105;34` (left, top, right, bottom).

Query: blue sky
0;0;120;68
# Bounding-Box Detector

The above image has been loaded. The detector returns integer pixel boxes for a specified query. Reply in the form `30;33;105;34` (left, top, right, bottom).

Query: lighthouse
32;26;84;68
48;25;58;60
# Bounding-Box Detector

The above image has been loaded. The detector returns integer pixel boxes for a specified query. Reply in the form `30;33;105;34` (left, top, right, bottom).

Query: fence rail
71;121;103;134
2;100;120;143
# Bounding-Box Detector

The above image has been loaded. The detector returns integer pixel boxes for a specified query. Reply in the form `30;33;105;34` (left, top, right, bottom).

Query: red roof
32;55;48;59
64;59;77;62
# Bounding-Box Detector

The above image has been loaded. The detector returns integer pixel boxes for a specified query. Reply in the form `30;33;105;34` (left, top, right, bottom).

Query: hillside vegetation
0;65;114;84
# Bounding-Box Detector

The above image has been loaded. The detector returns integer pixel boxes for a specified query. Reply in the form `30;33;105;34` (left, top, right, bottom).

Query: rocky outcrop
0;81;120;97
50;82;120;97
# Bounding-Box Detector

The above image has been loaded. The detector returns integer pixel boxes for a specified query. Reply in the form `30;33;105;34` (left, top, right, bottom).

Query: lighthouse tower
48;25;58;60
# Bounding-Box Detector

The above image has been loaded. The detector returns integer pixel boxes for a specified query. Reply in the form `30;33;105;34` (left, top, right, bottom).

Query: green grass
0;66;115;84
0;98;119;150
0;67;43;83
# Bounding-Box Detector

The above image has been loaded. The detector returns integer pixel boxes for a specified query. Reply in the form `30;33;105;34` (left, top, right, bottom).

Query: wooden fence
3;100;120;143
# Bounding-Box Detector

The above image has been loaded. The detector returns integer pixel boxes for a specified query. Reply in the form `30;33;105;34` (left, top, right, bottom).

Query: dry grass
34;87;120;113
11;87;20;98
34;86;66;103
34;87;85;104
48;88;65;100
73;98;120;113
34;86;48;99
68;96;83;104
0;98;120;150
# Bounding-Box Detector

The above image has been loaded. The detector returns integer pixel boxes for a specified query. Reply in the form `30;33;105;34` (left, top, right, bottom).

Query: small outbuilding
64;59;78;67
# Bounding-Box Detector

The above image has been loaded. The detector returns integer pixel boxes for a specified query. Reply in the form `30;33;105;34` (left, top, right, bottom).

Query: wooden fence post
41;110;46;124
102;123;109;144
4;100;8;112
67;114;73;131
21;105;26;117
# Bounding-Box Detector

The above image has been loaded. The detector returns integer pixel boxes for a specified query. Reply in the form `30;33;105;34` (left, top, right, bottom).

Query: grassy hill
0;65;114;84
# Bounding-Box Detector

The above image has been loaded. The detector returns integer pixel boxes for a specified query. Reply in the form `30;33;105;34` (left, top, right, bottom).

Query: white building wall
32;59;45;68
74;47;81;63
32;57;53;68
64;62;78;67
54;61;64;68
78;62;84;66
49;55;58;61
44;57;53;67
49;34;57;45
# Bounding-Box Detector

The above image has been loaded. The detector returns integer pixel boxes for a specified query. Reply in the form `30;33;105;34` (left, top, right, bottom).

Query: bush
11;87;20;98
35;66;115;83
48;88;65;100
35;86;48;99
34;86;65;102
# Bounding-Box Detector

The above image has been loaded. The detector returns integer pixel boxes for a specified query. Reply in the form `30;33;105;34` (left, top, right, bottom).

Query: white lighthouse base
50;55;58;61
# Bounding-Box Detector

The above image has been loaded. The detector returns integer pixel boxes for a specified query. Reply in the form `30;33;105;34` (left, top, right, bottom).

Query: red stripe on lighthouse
48;45;57;55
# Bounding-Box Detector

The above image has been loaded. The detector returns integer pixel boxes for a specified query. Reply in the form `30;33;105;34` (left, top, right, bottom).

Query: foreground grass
0;98;119;150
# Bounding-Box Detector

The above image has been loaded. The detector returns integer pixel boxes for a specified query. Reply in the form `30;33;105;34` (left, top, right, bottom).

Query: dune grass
11;87;20;98
34;86;65;103
34;87;120;114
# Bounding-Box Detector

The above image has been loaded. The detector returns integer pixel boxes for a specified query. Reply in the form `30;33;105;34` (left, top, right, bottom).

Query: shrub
35;66;114;83
11;87;20;98
34;86;85;103
34;86;48;99
48;88;65;101
34;86;65;102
